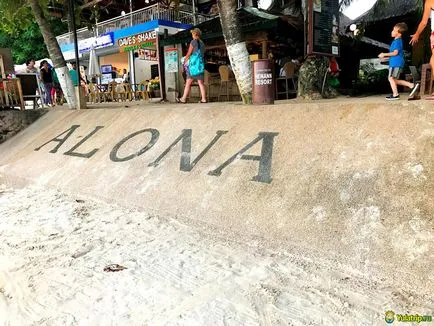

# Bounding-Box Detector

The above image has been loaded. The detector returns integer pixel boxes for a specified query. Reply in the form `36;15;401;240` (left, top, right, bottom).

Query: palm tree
27;0;76;108
217;0;252;104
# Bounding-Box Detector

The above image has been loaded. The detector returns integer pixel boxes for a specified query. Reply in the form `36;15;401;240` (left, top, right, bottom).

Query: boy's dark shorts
388;67;402;78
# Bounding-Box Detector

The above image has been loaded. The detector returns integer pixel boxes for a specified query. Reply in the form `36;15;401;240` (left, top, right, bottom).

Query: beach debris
71;245;93;259
103;264;127;272
75;199;85;203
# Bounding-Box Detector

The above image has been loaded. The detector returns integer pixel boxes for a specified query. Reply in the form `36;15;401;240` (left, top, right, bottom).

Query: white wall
158;26;185;35
134;58;155;82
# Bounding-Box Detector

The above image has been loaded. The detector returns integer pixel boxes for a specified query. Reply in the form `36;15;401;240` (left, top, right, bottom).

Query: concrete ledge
0;109;47;144
0;100;433;276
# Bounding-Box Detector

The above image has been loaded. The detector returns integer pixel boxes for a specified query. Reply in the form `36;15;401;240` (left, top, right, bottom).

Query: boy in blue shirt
379;22;419;100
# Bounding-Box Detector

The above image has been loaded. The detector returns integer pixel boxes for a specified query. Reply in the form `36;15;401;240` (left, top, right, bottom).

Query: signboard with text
118;30;157;52
78;32;114;54
307;0;340;57
164;48;178;73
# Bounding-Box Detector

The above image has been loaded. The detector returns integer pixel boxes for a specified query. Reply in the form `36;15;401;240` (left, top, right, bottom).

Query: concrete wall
134;58;156;82
0;100;433;271
0;109;47;144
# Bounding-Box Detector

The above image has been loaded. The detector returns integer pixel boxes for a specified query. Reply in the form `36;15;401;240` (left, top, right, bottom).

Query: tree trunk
217;0;252;104
297;56;338;99
27;0;77;109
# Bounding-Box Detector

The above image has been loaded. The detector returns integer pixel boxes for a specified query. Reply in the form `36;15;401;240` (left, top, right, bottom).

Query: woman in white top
410;0;434;99
122;69;129;83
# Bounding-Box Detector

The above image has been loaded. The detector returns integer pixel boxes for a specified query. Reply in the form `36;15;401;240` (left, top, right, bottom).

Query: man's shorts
430;31;434;49
388;67;402;78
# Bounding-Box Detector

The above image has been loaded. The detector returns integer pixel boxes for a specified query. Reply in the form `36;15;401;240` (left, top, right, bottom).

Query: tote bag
189;41;205;77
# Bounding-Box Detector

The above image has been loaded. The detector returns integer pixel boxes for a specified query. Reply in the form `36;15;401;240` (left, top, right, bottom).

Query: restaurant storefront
59;20;190;91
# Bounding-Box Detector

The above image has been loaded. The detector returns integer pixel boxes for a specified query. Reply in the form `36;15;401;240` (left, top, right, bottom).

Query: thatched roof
342;0;421;45
353;0;420;24
339;12;353;34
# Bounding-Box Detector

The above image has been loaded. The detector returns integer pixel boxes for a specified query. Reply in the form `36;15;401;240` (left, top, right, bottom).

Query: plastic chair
117;82;133;101
135;81;150;101
103;81;118;102
88;82;102;103
218;65;234;101
204;70;218;102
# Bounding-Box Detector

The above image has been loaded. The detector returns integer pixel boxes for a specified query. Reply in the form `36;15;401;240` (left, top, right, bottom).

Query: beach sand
1;182;433;325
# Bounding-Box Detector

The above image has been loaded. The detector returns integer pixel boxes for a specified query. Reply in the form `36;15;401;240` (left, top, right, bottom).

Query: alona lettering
34;126;278;184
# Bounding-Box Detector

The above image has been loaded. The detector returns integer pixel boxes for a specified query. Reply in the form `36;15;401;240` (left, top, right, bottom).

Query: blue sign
78;32;114;54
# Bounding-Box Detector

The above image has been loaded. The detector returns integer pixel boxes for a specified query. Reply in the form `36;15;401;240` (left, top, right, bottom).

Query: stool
420;63;433;95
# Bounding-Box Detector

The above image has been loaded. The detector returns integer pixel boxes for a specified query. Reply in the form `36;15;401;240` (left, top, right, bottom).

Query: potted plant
149;77;160;97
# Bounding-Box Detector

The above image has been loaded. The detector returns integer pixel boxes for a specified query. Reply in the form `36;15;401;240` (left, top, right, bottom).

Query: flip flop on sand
425;95;434;100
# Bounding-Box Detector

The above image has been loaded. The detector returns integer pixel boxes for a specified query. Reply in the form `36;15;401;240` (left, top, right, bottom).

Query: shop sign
118;31;157;52
63;50;82;60
164;48;178;73
78;32;114;54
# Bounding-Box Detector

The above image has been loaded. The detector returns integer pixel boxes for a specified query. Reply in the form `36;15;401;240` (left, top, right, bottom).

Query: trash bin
252;59;274;105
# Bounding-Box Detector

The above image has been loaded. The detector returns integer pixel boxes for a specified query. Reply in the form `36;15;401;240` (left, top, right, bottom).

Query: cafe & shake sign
34;126;279;184
118;30;157;52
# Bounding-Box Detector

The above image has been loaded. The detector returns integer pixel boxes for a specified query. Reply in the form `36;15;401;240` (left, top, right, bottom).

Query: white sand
0;183;433;325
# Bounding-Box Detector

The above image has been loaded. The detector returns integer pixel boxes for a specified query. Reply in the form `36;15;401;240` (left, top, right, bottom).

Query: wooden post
262;41;267;59
15;79;25;110
0;55;10;107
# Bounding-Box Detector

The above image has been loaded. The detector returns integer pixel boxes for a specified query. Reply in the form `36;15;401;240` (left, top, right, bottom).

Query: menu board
307;0;340;57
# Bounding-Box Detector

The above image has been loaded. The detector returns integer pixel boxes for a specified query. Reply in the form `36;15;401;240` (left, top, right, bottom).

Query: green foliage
0;0;33;35
0;0;67;64
0;20;67;64
0;23;47;64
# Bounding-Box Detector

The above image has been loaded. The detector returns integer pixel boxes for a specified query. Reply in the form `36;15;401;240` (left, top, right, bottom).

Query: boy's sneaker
386;94;400;101
408;83;420;99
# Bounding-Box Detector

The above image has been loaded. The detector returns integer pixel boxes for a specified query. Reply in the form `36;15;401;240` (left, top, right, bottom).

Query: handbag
189;40;205;77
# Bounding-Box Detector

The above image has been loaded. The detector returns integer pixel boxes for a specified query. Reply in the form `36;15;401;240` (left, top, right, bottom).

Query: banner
118;31;157;52
78;32;114;54
164;48;178;73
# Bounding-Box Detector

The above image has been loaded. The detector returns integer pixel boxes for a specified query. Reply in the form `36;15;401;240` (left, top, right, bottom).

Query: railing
57;4;216;46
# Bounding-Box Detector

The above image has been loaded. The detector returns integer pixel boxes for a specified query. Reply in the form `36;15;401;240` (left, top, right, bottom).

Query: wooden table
1;78;24;110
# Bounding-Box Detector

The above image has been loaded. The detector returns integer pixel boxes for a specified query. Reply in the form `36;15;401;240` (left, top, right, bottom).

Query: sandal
425;95;434;100
176;98;186;104
198;100;207;103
